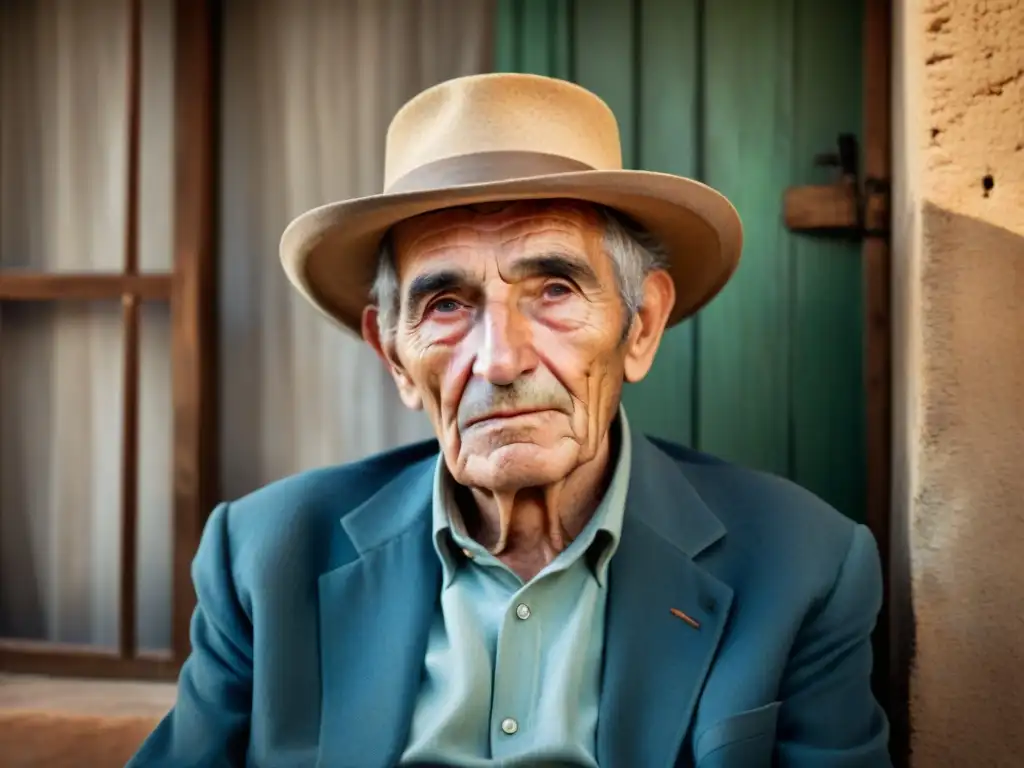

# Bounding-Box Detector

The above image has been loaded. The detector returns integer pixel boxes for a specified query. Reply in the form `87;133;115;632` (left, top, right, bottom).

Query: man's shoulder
219;439;439;559
647;436;867;577
230;438;438;511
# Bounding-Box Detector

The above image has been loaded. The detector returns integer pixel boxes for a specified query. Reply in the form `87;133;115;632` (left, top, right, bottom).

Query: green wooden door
495;0;866;522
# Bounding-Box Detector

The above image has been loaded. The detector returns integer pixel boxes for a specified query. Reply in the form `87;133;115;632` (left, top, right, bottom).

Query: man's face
365;200;671;492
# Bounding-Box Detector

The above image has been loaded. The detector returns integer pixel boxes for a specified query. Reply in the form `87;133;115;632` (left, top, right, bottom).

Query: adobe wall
893;0;1024;764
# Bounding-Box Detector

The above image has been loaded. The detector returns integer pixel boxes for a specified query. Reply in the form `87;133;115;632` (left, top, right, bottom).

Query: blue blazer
129;434;891;767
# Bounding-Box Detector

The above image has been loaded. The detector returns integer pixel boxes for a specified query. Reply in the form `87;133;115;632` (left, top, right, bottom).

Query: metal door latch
783;133;889;239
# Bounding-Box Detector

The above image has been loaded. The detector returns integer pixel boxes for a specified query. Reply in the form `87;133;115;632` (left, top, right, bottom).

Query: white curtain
0;0;493;651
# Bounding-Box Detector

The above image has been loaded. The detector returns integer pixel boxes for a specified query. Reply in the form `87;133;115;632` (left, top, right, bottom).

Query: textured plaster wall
894;0;1024;765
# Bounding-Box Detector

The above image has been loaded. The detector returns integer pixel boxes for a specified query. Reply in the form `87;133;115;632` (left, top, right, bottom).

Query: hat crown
383;73;622;192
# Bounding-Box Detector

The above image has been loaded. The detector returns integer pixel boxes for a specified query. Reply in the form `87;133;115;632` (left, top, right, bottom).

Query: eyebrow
402;251;600;318
503;252;600;288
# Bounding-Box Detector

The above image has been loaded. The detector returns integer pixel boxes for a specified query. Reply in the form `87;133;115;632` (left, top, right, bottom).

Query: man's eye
431;298;462;314
543;282;572;299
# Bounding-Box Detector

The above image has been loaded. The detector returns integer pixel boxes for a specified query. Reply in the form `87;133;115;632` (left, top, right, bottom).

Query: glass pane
0;0;174;273
0;301;124;649
137;300;172;652
139;0;174;273
0;3;128;273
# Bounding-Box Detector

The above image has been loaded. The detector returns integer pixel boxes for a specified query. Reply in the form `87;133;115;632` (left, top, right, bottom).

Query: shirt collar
431;404;633;587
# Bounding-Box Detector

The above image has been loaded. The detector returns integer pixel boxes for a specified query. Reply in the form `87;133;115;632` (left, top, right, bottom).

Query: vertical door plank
494;0;522;71
573;0;636;170
517;0;554;74
521;0;574;79
494;0;573;79
699;0;795;476
790;0;866;521
620;0;700;445
549;0;574;81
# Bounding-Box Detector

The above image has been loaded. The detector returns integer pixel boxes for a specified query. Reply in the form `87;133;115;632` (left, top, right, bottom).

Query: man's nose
472;304;537;386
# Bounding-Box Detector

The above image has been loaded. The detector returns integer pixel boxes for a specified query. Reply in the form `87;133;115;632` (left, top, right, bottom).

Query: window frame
0;0;220;681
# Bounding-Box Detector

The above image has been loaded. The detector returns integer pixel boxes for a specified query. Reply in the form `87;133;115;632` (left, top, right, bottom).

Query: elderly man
130;74;891;767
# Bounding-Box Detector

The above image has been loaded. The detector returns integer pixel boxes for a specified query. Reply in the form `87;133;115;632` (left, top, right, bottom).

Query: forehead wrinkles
403;203;599;246
497;216;590;249
398;221;486;261
394;205;610;293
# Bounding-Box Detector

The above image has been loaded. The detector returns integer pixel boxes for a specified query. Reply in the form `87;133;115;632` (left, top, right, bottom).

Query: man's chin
457;441;577;492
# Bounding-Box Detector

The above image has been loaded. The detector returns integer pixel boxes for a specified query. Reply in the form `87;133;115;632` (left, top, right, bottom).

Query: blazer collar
339;453;436;554
596;432;734;767
625;432;727;558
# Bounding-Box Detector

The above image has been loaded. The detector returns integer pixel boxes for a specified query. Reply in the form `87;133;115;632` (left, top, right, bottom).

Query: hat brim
280;169;743;335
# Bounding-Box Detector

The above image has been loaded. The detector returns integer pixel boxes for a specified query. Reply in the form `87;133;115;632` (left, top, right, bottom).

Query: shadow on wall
907;201;1024;765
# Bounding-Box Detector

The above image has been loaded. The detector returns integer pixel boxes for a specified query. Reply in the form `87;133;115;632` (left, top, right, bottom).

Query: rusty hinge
783;133;889;239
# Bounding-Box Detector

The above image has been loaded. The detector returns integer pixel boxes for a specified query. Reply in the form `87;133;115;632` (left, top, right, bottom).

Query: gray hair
370;204;668;339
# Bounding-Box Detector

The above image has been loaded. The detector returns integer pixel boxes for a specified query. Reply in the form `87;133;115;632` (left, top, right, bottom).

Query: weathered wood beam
0;273;172;301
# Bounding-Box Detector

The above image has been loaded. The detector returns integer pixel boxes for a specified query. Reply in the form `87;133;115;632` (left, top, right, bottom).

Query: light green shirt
399;409;632;767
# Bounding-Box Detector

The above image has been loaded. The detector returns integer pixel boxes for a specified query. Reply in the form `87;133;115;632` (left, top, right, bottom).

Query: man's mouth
464;408;550;429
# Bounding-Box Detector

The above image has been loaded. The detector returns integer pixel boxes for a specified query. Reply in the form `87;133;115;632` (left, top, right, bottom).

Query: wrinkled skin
363;200;674;579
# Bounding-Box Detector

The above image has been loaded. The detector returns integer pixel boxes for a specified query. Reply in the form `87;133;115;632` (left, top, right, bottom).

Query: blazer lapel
597;436;735;768
316;457;441;768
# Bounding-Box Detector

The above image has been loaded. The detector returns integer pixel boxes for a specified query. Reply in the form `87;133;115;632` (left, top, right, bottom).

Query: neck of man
458;429;616;582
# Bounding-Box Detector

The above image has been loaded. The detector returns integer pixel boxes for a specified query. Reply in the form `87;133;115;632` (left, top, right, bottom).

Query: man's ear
623;269;675;383
361;305;423;410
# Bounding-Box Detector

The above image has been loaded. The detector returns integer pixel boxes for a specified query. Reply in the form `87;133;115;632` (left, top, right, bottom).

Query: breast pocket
692;701;781;768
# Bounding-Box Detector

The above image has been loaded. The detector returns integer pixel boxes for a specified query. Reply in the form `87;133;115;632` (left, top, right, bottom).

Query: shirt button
500;717;519;735
515;603;531;621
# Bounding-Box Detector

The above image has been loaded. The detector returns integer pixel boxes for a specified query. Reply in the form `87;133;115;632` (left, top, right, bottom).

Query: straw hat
280;72;742;334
